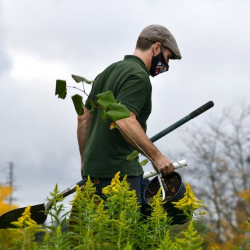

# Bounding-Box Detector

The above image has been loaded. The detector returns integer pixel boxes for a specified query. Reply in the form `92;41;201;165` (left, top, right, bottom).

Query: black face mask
150;50;169;77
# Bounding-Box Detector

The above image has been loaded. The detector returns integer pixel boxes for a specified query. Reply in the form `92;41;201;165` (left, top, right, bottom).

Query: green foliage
126;150;139;161
55;80;67;99
175;219;203;250
106;103;130;121
101;108;107;122
55;77;130;122
89;100;95;114
71;74;93;84
3;174;250;249
44;184;71;249
157;231;177;250
96;90;116;109
96;91;130;121
140;159;149;166
71;94;84;116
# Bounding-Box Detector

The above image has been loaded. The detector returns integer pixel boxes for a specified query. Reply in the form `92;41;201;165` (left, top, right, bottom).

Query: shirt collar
124;55;150;75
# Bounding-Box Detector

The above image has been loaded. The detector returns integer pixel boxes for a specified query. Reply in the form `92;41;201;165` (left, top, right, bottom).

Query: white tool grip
143;159;187;179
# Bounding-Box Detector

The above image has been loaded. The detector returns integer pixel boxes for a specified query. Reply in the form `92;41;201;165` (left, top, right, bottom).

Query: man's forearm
116;112;174;176
116;112;160;161
77;119;90;158
77;107;91;175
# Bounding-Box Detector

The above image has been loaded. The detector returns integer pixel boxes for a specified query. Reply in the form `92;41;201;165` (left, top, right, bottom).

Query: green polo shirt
84;55;152;178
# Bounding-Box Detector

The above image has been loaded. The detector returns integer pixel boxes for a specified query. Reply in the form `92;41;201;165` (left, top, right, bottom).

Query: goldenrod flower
10;204;44;248
172;182;205;218
72;184;84;203
11;205;42;231
102;171;122;196
70;176;98;205
148;188;168;221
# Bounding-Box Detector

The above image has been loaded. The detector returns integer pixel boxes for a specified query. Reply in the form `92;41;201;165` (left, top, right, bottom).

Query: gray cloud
0;0;250;209
0;5;10;76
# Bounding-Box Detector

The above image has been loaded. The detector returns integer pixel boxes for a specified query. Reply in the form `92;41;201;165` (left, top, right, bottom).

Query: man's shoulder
96;56;150;87
118;57;150;81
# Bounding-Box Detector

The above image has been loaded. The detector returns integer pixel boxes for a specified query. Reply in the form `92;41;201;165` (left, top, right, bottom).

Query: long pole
149;101;214;143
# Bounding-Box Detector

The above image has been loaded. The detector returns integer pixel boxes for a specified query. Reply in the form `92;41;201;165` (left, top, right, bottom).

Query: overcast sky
0;0;250;209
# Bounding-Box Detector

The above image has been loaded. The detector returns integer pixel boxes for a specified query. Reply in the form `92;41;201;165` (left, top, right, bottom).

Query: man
77;24;182;205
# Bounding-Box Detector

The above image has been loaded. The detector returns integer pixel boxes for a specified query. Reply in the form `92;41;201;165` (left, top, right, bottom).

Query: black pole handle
189;101;214;119
58;178;88;199
150;101;214;143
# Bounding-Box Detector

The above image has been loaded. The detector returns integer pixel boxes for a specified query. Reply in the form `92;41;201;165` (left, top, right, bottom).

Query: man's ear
152;42;161;55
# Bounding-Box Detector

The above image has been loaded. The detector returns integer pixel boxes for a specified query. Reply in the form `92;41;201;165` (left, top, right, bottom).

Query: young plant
102;172;142;249
172;182;205;220
157;231;177;250
68;177;105;249
175;219;203;250
171;182;206;250
145;188;173;249
44;184;71;249
9;205;44;249
55;75;166;196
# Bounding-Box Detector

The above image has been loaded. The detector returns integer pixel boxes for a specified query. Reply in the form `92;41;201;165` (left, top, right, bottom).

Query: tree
0;185;18;249
183;103;250;249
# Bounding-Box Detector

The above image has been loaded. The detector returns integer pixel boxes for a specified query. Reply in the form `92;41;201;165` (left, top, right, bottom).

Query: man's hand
152;153;174;176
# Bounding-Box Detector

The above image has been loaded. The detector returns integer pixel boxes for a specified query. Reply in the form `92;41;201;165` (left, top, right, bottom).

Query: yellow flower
102;172;140;210
148;188;168;221
0;186;18;217
11;205;43;232
10;204;44;243
102;171;122;196
70;176;98;205
172;182;205;218
72;184;84;203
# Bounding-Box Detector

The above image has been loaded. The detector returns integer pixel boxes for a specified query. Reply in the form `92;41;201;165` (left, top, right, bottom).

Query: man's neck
133;49;152;71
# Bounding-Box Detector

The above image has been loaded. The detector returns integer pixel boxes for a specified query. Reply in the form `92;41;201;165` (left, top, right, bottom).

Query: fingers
154;154;174;176
162;163;174;176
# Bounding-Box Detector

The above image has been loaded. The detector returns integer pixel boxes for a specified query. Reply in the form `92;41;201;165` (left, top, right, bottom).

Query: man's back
84;55;152;178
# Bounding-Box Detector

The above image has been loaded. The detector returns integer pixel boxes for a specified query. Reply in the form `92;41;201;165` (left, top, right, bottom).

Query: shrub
4;173;250;250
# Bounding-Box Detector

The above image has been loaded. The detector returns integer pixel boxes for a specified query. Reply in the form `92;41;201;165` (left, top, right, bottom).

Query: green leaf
96;91;116;109
140;159;149;166
101;109;107;122
71;94;84;116
126;150;139;161
89;100;95;114
72;74;93;84
55;80;67;99
106;103;130;121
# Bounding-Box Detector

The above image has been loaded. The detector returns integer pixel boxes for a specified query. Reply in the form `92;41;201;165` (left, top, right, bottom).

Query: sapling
55;74;168;197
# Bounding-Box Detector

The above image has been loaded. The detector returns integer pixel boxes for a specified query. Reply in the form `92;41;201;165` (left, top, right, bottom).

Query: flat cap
139;24;182;60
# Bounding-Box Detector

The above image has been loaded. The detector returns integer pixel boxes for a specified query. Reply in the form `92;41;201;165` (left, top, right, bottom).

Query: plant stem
114;122;168;192
67;86;85;92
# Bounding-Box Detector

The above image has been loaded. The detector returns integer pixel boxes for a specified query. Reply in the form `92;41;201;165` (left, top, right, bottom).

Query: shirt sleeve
115;74;150;116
